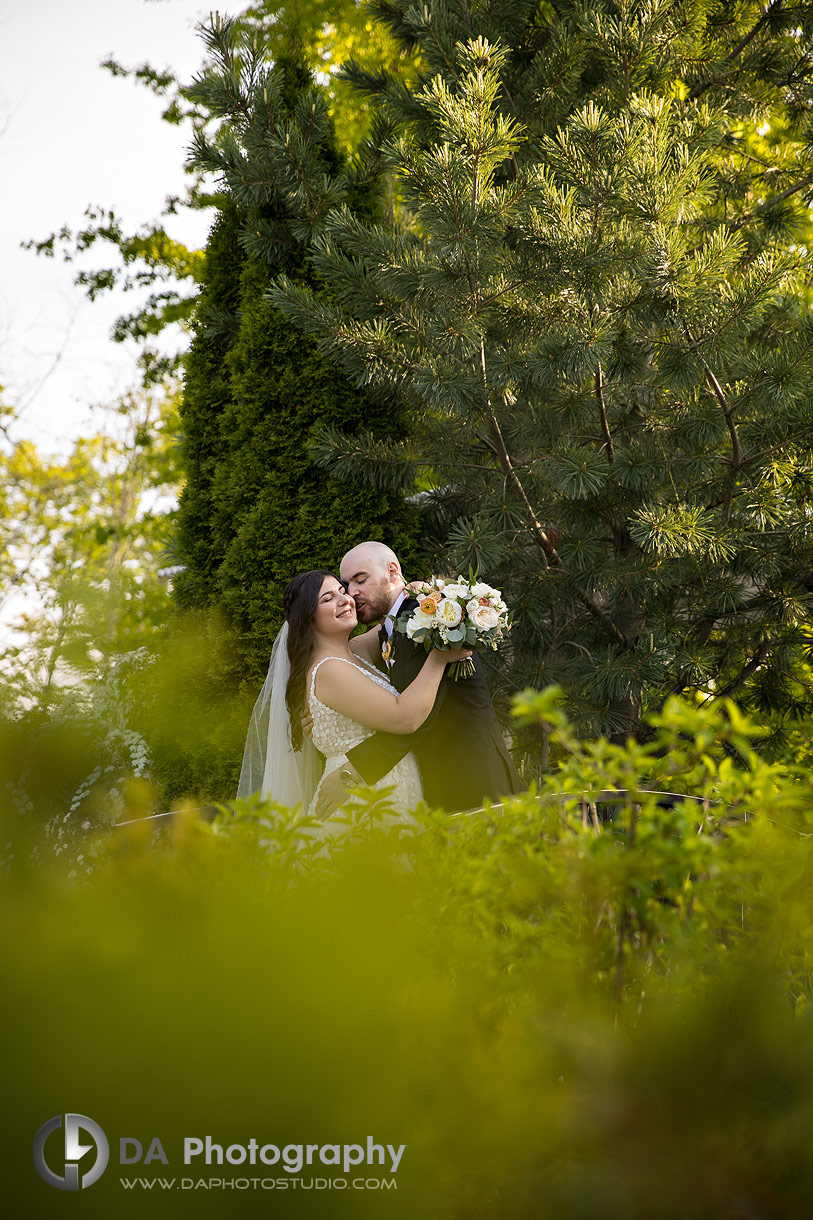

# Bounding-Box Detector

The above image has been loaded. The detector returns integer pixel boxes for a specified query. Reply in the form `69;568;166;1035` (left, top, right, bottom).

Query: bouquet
395;576;511;680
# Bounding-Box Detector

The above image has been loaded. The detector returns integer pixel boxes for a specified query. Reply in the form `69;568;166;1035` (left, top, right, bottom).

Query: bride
237;569;470;833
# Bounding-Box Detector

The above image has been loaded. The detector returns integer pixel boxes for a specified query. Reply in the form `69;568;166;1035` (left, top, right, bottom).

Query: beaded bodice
306;655;422;825
308;655;394;759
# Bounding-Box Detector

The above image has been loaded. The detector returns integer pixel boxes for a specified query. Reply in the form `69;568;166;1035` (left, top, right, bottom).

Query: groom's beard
354;588;396;625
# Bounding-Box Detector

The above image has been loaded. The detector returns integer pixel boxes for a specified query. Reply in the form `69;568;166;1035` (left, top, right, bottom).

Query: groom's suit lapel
373;623;389;675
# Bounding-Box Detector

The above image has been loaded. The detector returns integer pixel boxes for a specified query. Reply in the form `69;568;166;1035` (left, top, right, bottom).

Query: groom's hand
315;762;362;820
315;770;345;819
301;707;314;740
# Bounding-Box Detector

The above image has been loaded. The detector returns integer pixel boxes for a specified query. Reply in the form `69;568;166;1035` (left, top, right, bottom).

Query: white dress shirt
382;589;408;639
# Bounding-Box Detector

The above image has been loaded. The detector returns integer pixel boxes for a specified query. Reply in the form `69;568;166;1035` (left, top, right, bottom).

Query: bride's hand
433;645;473;665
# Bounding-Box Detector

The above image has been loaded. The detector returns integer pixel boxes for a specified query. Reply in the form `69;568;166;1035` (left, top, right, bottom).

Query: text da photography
122;1134;406;1174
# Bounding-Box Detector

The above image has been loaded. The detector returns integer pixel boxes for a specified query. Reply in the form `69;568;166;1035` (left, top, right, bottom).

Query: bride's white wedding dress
307;656;423;838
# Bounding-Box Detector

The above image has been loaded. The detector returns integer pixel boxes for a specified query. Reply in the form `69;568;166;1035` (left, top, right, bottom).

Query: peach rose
470;603;500;631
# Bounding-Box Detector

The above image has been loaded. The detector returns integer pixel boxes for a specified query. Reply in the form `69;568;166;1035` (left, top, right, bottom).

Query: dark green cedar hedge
174;199;245;610
174;54;419;694
204;250;419;685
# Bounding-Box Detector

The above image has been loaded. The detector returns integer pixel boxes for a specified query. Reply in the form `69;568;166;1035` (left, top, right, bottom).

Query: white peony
436;597;463;627
470;603;500;631
439;583;470;601
406;609;436;637
469;581;497;600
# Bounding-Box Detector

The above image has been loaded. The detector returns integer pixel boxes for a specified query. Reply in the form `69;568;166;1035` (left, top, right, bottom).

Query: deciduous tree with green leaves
25;0;415;349
0;376;184;839
0;374;181;717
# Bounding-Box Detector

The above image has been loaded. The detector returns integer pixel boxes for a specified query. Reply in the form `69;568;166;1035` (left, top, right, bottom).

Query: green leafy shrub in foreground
5;693;813;1218
219;691;813;1012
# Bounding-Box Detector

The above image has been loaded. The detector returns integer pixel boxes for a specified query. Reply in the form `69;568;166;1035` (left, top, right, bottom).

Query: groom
315;540;523;817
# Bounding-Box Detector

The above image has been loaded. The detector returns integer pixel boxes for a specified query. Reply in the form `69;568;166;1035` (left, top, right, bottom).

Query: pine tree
264;5;813;746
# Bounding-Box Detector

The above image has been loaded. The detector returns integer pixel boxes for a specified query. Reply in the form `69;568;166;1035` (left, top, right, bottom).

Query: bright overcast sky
1;0;216;452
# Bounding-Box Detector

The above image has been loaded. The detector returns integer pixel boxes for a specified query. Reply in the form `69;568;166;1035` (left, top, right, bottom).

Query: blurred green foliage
5;692;813;1217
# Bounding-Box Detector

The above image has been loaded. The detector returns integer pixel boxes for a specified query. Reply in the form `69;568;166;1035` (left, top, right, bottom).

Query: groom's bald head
342;541;401;578
340;541;405;624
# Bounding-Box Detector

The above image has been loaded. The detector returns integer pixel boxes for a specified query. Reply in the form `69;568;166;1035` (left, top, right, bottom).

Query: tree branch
711;642;771;700
682;320;742;522
688;0;785;101
595;362;614;463
477;339;629;648
729;172;813;231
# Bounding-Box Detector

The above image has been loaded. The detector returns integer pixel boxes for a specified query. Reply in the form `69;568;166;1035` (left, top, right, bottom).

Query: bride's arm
348;627;380;665
314;650;468;735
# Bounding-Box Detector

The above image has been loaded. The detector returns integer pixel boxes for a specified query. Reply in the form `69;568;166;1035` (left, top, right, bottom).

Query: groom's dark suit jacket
347;596;522;812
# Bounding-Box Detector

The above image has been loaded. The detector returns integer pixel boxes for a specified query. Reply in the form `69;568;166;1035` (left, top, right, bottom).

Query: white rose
439;583;470;601
406;609;436;637
471;604;500;631
436;597;463;627
469;582;496;600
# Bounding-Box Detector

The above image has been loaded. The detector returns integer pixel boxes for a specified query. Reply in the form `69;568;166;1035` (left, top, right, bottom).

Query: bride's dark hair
283;569;335;751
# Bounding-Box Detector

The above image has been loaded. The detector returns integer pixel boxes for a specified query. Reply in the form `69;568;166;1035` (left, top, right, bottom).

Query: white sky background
1;0;216;453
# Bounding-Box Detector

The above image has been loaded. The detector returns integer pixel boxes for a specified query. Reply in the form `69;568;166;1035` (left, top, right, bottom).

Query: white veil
237;622;322;810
